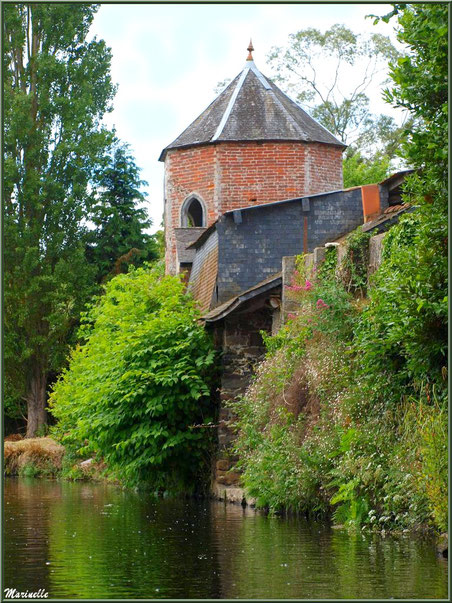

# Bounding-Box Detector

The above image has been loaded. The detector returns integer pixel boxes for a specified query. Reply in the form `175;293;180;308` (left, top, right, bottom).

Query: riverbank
3;437;118;483
4;437;64;477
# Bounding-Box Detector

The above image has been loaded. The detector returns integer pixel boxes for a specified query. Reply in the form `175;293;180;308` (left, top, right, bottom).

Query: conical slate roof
159;53;345;161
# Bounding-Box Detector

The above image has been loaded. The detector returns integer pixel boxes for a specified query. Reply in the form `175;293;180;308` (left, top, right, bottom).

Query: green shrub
233;264;355;515
410;394;448;532
353;197;447;409
338;227;371;296
50;265;217;492
18;463;41;478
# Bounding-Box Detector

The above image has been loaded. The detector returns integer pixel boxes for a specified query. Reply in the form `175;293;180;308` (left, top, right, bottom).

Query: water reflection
4;478;448;599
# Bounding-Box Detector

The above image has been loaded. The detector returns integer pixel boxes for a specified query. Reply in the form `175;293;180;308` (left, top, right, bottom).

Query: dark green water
4;477;448;599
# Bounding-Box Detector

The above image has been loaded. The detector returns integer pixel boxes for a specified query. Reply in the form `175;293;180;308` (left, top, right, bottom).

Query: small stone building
159;43;346;276
159;44;412;501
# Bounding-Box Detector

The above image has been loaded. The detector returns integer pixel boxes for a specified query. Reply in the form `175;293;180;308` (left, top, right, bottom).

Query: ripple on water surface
4;477;448;599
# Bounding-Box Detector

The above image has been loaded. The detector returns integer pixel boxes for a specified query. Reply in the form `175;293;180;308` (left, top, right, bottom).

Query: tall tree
378;3;448;179
267;24;404;160
359;1;448;388
86;142;158;282
3;3;116;436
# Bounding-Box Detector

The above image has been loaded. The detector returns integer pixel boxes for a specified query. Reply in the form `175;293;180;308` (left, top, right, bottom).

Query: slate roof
202;273;282;323
174;227;206;263
187;169;412;253
159;60;345;160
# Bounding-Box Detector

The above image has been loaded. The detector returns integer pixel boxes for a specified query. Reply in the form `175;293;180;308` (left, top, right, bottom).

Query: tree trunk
26;369;47;438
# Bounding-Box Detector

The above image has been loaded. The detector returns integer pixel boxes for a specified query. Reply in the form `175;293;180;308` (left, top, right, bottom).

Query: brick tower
160;42;346;275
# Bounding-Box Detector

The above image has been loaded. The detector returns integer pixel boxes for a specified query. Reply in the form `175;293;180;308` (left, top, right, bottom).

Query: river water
4;477;448;599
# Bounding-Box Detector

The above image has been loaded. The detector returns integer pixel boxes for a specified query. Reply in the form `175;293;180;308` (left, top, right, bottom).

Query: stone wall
209;301;274;503
281;231;387;322
368;233;386;276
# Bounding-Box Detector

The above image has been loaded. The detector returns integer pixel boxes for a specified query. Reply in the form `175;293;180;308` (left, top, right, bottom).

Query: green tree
352;4;448;530
379;3;448;176
86;142;158;281
3;3;116;436
152;228;166;259
358;2;448;392
49;266;217;491
343;150;391;188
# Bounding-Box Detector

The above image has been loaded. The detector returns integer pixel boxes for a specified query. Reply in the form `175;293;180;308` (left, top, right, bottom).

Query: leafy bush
409;395;448;532
354;199;447;405
49;265;217;491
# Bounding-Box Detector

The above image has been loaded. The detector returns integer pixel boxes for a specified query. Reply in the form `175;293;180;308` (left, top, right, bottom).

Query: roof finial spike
246;39;254;61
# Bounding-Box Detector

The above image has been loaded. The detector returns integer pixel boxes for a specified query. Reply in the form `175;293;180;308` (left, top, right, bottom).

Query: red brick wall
215;142;343;207
164;141;343;273
164;145;218;273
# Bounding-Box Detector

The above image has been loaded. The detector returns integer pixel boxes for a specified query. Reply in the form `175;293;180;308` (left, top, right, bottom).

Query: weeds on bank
232;223;447;533
4;438;65;477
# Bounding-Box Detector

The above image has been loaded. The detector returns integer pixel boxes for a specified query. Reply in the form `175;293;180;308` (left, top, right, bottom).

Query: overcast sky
90;2;402;232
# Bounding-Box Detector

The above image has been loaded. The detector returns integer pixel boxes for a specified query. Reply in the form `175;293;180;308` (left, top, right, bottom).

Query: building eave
203;273;282;323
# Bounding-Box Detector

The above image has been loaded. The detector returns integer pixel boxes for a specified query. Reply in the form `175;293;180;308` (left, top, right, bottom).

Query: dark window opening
182;197;205;227
187;199;204;226
179;263;192;284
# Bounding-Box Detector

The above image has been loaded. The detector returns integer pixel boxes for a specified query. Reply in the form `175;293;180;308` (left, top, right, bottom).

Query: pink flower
288;313;297;320
285;284;303;291
316;298;329;309
303;279;312;291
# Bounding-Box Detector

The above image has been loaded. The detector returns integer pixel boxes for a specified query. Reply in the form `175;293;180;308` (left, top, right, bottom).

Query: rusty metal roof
159;60;345;161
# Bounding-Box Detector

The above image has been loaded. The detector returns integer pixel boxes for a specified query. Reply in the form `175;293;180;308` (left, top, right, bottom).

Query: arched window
180;195;206;227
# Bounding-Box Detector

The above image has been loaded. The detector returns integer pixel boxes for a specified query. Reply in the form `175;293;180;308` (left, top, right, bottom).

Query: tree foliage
378;2;448;172
343;150;391;188
359;2;448;395
3;3;116;435
86;142;158;281
49;267;217;491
